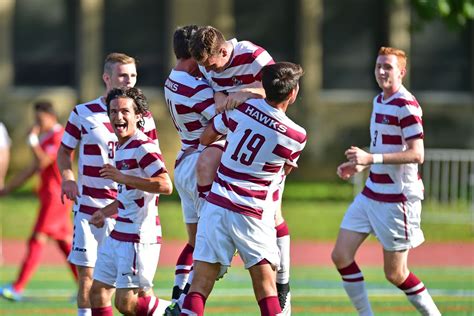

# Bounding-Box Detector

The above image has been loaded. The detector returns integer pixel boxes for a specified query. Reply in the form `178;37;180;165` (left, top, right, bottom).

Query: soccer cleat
164;302;182;316
0;284;23;302
277;283;291;315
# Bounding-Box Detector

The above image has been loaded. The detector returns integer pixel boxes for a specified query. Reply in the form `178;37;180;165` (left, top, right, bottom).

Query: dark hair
105;87;149;129
262;62;304;103
173;25;199;59
34;101;56;117
189;26;226;63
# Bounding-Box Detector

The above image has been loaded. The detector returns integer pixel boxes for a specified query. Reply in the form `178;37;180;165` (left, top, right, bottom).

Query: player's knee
114;297;133;315
384;269;406;285
331;248;350;268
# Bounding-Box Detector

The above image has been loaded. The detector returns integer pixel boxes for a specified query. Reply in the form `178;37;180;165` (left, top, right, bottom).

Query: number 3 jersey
363;85;424;203
208;99;307;220
61;97;158;216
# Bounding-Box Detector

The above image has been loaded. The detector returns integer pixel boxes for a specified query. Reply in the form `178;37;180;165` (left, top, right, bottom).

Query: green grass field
1;182;473;314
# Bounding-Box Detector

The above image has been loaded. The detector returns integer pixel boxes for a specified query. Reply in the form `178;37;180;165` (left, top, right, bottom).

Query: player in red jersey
332;47;440;315
0;101;78;301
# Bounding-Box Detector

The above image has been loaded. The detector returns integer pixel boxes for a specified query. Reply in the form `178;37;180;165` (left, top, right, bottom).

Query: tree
410;0;474;29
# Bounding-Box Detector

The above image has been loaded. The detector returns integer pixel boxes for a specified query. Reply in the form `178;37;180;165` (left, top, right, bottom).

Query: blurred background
0;0;472;181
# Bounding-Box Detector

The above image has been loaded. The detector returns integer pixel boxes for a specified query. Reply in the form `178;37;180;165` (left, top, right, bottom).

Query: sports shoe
277;283;291;315
156;298;172;316
164;302;182;316
0;284;23;301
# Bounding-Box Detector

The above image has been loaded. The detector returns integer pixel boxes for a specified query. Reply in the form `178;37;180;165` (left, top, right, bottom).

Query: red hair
378;46;407;70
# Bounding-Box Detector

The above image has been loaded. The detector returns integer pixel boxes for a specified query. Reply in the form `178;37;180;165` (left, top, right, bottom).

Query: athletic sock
258;295;282;316
275;221;290;284
91;306;113;316
337;261;373;316
173;243;194;302
77;308;92;316
177;270;193;308
136;295;170;316
398;272;441;315
180;291;206;316
56;239;79;281
13;237;43;292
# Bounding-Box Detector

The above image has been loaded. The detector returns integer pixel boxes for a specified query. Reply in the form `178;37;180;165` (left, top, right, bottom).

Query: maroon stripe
110;230;162;243
193;98;214;113
149;297;159;314
197;184;212;193
402;201;408;240
228;52;258;68
85;103;105;113
82;185;117;199
272;189;280;201
175;269;192;275
211;74;256;87
165;77;209;97
151;168;166;177
386;98;420;108
139;152;160;169
83;144;102;155
262;163;282;173
116;216;133;223
175;103;194;114
375;113;399;126
124;139;145;149
117;200;125;209
227;118;238;132
143;129;157;141
275;222;289;237
65;122;81;140
382;134;402;145
362;186;407;203
82;166;102;177
254;59;274;80
206;192;263;219
116;159;139;170
218;163;271;186
337;262;361;275
400;115;422;129
405;132;424;141
215;176;267;200
342;277;364;283
273;144;292;159
369;172;394;184
184;120;203;132
81;127;87;134
406;286;426;296
103;122;114;133
134;198;144;208
78;204;99;215
376;94;383;103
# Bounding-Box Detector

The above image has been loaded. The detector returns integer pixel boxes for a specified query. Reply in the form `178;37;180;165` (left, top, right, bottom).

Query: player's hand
100;164;125;183
29;125;40;136
224;92;247;110
345;146;372;165
89;210;106;228
61;180;79;204
337;161;366;180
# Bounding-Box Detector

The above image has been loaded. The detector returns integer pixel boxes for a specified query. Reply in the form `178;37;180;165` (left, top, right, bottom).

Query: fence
353;149;474;211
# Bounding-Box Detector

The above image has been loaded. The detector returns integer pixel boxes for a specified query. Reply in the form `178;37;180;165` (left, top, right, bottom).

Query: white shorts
68;211;115;267
174;152;201;224
193;201;280;275
93;237;161;289
341;194;425;251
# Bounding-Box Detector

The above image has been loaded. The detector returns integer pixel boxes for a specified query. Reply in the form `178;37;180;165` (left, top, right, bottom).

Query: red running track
2;239;473;267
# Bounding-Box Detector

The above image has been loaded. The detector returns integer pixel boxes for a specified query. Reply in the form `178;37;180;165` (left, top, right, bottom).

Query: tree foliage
410;0;474;29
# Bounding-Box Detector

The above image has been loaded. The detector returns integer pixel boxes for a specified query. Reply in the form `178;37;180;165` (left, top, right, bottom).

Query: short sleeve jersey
110;130;168;244
61;97;158;215
164;69;216;152
363;85;424;202
198;39;274;93
208;99;306;219
38;124;64;197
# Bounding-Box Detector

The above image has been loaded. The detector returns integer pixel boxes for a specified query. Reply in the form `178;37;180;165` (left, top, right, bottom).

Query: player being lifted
332;47;441;316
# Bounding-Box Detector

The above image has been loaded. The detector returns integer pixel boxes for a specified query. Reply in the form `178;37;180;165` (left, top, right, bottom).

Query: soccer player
88;87;172;316
0;101;78;301
190;26;293;313
0;121;10;189
57;53;157;316
331;47;441;316
163;25;218;313
180;62;306;316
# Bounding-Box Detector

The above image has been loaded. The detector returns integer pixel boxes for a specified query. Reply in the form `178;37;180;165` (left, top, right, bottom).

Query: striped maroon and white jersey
363;85;424;202
61;97;158;215
164;69;216;153
111;130;167;244
198;39;274;93
207;99;306;219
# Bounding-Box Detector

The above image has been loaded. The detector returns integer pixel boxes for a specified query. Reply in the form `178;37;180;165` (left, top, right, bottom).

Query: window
14;0;76;86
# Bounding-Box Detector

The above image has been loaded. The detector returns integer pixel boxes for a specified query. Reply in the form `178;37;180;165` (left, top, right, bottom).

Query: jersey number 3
231;129;265;166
